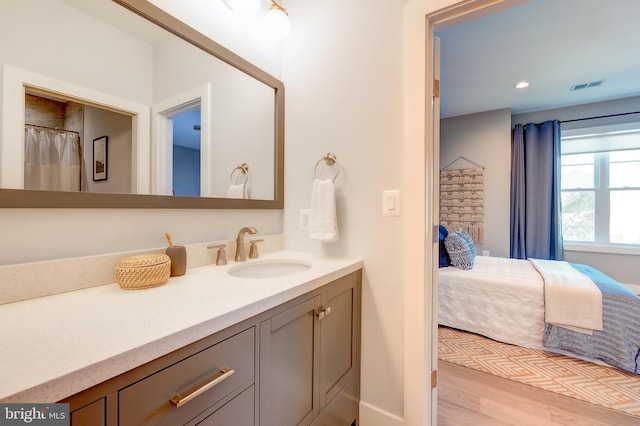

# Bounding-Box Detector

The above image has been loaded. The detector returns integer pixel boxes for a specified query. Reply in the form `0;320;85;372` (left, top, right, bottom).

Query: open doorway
429;0;640;422
24;90;133;194
2;65;149;194
425;3;525;422
151;84;211;197
171;107;202;196
153;98;203;197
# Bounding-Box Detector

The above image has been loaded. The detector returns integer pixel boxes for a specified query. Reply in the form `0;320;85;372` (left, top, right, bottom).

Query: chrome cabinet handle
170;368;235;408
316;306;332;320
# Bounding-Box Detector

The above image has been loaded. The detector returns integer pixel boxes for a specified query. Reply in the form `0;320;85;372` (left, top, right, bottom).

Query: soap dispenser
165;232;187;277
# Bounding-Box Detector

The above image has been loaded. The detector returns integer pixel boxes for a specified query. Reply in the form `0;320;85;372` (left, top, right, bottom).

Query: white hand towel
226;183;246;199
309;178;339;242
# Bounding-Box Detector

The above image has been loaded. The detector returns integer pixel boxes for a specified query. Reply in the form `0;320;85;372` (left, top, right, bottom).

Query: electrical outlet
299;209;310;230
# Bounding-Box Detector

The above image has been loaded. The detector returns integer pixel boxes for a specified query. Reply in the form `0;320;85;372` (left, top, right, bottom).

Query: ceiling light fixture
264;0;290;40
515;81;530;89
223;0;290;40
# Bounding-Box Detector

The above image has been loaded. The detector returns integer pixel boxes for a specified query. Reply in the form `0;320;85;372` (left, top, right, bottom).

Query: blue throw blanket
543;263;640;374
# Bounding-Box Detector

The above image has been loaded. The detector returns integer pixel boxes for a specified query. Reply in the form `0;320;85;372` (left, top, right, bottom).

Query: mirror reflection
172;107;201;197
24;90;133;194
0;0;282;206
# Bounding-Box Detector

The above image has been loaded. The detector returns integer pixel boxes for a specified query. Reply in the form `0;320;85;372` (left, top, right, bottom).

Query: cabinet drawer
70;398;104;426
197;385;254;425
119;327;254;426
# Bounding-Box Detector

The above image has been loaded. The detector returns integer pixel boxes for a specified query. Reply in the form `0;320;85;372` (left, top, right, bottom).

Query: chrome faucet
235;226;257;262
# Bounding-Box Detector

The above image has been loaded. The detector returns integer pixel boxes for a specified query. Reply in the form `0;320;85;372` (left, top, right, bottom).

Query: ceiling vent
570;80;604;91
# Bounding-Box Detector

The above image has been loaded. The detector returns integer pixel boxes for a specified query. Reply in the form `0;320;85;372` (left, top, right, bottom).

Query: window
561;123;640;248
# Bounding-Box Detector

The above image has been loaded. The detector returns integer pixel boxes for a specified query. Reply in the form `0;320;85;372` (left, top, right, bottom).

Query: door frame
151;84;211;196
2;64;150;194
417;0;525;424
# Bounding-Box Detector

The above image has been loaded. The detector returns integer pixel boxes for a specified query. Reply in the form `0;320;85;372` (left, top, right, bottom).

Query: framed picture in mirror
93;136;108;182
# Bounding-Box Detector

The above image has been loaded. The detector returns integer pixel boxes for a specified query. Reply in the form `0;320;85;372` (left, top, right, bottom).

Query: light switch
386;194;395;210
382;190;400;216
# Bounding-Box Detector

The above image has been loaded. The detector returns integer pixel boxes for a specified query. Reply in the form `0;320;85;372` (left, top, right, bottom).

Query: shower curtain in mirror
510;120;563;260
24;125;84;191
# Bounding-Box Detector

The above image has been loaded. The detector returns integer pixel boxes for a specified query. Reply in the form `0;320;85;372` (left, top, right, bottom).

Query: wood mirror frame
0;0;284;209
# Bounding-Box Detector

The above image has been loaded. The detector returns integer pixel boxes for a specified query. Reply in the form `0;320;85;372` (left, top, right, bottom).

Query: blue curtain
510;120;563;260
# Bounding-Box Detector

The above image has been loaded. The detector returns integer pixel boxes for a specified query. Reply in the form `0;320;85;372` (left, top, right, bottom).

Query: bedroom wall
513;95;640;286
440;108;512;258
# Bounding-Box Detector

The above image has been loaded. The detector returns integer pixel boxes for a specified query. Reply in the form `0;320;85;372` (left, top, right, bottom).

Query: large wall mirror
0;0;284;208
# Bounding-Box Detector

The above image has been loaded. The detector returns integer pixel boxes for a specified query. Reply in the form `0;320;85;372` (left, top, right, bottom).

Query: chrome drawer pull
170;368;235;408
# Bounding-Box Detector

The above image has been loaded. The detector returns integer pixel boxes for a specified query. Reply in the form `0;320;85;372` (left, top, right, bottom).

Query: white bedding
438;256;546;350
529;258;602;334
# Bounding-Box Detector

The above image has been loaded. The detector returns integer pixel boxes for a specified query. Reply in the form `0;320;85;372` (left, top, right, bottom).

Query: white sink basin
228;259;312;278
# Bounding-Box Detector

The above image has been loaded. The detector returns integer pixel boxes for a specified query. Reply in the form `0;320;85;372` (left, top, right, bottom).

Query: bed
438;255;640;374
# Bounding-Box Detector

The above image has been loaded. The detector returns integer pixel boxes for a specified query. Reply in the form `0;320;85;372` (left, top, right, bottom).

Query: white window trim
564;243;640;256
561;120;640;249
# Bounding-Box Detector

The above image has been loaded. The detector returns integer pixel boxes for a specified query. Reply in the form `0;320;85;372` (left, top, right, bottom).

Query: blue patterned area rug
438;326;640;417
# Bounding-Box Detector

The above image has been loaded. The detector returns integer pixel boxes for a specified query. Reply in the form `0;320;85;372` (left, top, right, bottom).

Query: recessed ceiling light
515;81;530;89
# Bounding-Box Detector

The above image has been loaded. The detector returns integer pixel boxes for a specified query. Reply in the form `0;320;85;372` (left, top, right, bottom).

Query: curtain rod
25;123;80;135
560;110;640;124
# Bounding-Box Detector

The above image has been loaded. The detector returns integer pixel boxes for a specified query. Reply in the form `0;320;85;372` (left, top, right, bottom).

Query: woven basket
116;254;171;290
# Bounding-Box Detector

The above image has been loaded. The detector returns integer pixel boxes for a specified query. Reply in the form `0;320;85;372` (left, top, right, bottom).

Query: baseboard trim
359;400;404;426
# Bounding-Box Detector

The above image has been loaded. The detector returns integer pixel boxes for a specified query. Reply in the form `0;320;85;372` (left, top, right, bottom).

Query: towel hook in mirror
230;163;249;185
314;153;340;182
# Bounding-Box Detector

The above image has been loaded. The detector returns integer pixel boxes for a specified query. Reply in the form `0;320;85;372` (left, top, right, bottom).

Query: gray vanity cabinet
63;270;361;426
118;327;255;425
197;385;255;425
70;398;105;425
259;271;360;426
259;295;322;425
319;274;359;410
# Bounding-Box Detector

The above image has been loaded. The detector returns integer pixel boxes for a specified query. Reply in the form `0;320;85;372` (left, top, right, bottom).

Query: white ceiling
436;0;640;119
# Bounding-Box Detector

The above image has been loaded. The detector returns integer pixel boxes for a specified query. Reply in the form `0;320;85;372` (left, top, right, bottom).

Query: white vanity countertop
0;251;362;402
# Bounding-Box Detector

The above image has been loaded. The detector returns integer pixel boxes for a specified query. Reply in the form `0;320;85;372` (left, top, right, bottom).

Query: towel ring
230;163;249;185
314;153;340;182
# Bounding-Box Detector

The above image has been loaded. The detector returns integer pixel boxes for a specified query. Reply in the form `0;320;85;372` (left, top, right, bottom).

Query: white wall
152;34;275;199
83;106;132;194
0;0;153;105
440;109;512;257
148;0;283;77
281;0;406;420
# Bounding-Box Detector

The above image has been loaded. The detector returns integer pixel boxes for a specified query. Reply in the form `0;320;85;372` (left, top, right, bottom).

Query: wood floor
437;360;640;426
